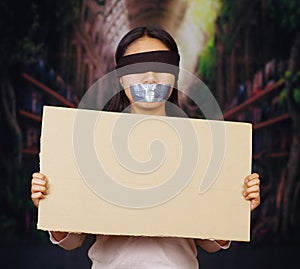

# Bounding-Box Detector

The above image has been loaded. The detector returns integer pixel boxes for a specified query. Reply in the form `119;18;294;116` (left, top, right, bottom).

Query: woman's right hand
31;173;69;241
31;172;48;207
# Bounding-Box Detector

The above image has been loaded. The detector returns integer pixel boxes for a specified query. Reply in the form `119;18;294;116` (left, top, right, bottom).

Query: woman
31;26;260;268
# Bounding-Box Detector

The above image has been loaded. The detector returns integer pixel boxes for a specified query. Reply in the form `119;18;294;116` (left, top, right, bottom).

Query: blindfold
115;50;180;77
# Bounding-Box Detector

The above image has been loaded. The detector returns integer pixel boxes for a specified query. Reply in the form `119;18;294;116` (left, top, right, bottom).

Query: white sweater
50;233;229;269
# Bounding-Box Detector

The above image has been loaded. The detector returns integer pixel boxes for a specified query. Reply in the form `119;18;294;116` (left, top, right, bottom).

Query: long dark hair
103;26;181;116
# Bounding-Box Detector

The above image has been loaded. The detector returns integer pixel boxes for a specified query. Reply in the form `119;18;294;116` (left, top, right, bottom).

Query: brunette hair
103;26;181;116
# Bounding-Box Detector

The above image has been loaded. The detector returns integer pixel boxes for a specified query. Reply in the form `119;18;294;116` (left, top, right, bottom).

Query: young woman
31;26;260;269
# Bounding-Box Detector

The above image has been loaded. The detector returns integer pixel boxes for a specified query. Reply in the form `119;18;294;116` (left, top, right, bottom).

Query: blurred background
0;0;299;268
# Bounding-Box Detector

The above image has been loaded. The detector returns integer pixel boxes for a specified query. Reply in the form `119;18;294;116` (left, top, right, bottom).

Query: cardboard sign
38;106;252;241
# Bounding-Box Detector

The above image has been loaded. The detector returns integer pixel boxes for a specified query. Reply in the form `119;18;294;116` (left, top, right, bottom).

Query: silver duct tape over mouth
130;84;171;102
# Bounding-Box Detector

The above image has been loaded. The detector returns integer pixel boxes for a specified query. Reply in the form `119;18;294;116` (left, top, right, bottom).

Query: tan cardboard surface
38;106;252;241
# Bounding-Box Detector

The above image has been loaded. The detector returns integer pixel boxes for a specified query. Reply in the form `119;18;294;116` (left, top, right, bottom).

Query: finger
245;178;260;188
32;173;48;186
245;173;259;183
31;181;48;195
31;184;48;195
32;172;47;180
245;184;260;195
31;191;45;199
249;173;259;179
32;173;48;182
32;199;39;207
31;192;45;207
250;200;260;211
31;177;49;193
245;191;260;201
32;177;48;187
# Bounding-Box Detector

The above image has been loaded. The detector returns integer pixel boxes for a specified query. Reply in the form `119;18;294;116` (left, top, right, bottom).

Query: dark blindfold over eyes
115;50;180;77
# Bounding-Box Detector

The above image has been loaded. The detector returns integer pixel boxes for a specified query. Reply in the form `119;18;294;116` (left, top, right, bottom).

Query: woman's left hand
244;173;260;211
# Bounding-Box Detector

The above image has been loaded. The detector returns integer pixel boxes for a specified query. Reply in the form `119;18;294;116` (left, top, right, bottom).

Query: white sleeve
195;239;231;253
49;232;87;250
211;239;231;250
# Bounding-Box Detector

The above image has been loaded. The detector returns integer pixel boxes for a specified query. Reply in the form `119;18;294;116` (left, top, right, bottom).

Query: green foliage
187;0;220;82
54;0;81;30
15;37;43;65
0;0;82;245
0;171;48;245
217;0;237;43
284;70;292;79
267;0;300;33
292;70;300;83
278;88;287;107
0;0;42;67
198;38;217;81
292;70;300;106
282;69;300;106
0;0;81;68
187;0;221;37
219;0;237;21
293;88;300;105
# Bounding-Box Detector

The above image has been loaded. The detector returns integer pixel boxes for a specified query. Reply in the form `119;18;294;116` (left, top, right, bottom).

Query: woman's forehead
124;36;169;56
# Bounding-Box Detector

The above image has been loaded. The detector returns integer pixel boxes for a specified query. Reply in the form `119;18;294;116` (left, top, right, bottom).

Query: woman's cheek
124;88;134;104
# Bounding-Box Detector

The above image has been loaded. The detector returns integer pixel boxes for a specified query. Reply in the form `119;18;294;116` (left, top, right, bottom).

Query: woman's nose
142;72;158;84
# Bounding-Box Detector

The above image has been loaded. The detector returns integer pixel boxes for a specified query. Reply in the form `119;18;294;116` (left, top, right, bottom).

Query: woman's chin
131;102;166;115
